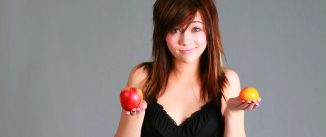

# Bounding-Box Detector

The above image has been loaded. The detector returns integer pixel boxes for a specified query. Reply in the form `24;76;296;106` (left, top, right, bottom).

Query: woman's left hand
227;96;261;111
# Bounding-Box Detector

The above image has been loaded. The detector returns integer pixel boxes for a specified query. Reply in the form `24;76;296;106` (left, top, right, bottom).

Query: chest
157;97;205;126
157;85;208;125
141;99;225;137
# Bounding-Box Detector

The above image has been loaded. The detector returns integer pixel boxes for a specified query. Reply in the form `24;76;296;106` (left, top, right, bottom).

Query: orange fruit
240;87;260;101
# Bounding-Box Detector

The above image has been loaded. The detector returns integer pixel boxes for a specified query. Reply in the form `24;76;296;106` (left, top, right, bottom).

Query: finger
140;101;147;110
130;108;137;116
245;103;256;110
125;111;131;115
246;100;253;104
252;98;261;109
136;108;141;112
239;101;250;109
250;100;258;104
254;101;260;108
252;103;260;109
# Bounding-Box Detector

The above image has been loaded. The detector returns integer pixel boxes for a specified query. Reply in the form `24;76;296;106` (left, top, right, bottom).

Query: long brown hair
139;0;228;103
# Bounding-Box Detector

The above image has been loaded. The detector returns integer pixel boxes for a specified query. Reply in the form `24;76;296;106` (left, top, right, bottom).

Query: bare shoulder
221;68;241;115
223;68;241;100
126;63;148;90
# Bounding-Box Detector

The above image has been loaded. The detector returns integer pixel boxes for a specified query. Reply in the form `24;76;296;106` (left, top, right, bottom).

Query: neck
170;60;200;82
169;59;203;101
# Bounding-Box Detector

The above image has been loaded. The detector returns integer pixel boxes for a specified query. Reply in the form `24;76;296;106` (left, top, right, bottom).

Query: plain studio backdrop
0;0;325;137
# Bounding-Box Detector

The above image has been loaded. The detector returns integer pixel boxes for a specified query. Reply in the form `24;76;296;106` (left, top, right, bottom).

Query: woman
115;0;261;137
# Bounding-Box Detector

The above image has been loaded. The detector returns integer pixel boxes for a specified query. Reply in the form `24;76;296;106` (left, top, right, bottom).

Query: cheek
165;34;175;44
165;34;178;48
196;32;207;44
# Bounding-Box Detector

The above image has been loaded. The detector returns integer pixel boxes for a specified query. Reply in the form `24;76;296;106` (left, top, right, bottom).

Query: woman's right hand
115;65;148;137
124;101;147;116
115;100;147;137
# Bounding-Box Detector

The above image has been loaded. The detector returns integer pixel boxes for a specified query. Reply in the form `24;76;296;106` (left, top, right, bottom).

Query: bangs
154;0;201;35
167;8;197;32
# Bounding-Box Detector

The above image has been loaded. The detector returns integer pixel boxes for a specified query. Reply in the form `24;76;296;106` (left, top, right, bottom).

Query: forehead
193;12;203;22
177;12;204;28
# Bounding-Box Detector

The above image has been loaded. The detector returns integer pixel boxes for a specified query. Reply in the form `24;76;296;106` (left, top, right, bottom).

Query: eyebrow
192;21;203;23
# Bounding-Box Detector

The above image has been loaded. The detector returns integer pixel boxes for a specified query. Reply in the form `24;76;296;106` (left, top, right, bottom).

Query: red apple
119;87;143;111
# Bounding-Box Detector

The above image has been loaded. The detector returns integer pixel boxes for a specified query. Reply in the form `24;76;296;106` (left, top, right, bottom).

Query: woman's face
165;12;207;64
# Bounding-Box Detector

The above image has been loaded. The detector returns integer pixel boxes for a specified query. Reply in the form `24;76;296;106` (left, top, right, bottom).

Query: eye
192;27;201;32
170;28;181;33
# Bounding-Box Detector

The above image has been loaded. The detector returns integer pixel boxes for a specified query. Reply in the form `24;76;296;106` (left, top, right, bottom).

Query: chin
180;57;200;64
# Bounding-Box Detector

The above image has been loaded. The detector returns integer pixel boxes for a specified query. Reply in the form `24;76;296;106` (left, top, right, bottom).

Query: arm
221;69;260;137
115;65;148;137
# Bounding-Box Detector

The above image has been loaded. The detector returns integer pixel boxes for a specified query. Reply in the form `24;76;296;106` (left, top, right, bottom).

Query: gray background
0;0;325;137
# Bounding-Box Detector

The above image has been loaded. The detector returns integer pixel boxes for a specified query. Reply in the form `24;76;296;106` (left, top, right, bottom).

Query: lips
180;47;196;54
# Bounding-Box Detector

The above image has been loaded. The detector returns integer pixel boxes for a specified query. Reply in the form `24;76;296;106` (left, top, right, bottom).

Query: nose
179;30;193;46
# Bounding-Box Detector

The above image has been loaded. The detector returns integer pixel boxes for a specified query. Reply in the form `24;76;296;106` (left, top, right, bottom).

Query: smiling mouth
180;47;196;54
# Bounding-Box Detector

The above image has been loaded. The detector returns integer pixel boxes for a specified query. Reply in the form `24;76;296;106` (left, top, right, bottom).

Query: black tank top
141;98;224;137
